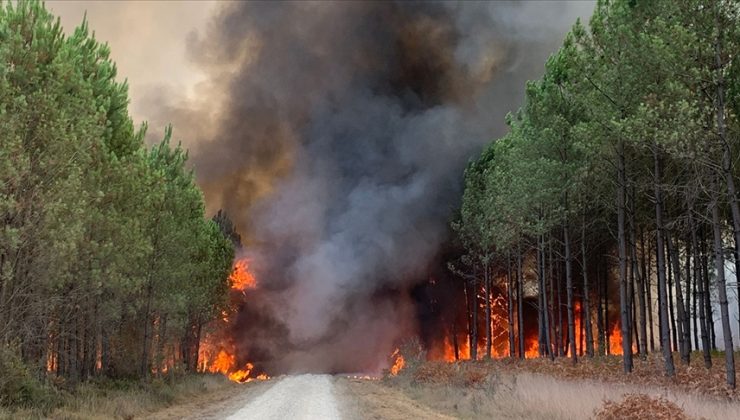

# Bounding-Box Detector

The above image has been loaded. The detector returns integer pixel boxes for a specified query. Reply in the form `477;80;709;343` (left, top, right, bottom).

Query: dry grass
389;371;740;419
0;374;234;420
454;351;740;400
594;393;689;420
386;352;740;420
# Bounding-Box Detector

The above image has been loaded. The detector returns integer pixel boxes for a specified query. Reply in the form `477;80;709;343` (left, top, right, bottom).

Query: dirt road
158;374;452;419
225;375;341;420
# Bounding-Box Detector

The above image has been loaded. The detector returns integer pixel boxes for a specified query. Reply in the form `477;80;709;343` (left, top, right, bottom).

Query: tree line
0;1;235;386
451;0;739;388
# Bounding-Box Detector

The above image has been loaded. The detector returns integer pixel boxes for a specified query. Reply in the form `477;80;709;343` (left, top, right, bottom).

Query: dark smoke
142;1;592;374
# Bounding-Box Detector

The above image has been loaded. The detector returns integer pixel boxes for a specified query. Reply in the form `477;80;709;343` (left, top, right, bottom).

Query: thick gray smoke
143;1;592;374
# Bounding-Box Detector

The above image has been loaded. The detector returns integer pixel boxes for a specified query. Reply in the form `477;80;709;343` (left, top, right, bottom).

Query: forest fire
230;259;257;291
198;258;269;383
389;348;405;375
423;282;631;363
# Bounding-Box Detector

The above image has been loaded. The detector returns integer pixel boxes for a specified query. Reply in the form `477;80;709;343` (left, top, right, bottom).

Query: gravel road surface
225;374;341;420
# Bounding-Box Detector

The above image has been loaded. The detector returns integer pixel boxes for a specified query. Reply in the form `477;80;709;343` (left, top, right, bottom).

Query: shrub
0;347;60;411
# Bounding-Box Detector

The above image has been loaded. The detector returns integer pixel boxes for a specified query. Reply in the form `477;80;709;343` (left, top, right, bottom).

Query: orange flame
230;259;257;291
389;348;405;375
198;258;268;383
429;292;640;362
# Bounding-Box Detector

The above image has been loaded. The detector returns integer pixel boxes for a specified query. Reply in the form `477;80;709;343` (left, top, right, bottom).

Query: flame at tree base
198;258;269;383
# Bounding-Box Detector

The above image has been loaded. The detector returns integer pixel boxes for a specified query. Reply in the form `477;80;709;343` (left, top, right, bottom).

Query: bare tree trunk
452;319;460;361
485;261;492;359
685;233;696;352
597;260;606;356
617;138;632;372
691;212;712;368
654;146;675;376
470;268;478;361
710;183;736;389
538;234;552;359
538;239;545;357
684;235;693;354
549;238;558;357
692;247;700;352
582;213;594;358
564;220;576;362
701;225;717;350
157;313;168;376
517;241;525;359
556;254;564;357
668;231;690;365
667;238;677;352
643;229;656;352
635;225;648;358
507;251;515;358
604;261;610;356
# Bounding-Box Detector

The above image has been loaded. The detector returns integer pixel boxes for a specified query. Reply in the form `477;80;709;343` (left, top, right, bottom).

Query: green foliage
0;348;60;410
0;0;235;396
452;0;739;358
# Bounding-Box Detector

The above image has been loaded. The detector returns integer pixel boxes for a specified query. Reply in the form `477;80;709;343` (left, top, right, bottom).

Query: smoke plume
142;1;592;374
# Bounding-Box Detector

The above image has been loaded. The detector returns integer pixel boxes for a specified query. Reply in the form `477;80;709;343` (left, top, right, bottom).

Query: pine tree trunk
700;225;717;350
617;137;632;371
564;220;576;362
710;183;736;389
692;249;700;352
667;239;677;352
538;234;552;359
667;231;690;365
691;212;712;368
654;146;675;376
644;230;656;352
517;242;525;359
582;214;594;358
485;261;492;359
635;226;648;358
604;261;610;356
685;233;695;351
538;235;546;356
507;251;515;358
549;239;558;358
684;235;693;353
470;269;478;361
597;260;606;356
452;319;460;361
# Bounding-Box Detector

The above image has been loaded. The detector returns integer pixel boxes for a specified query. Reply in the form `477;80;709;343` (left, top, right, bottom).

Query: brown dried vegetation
594;393;689;420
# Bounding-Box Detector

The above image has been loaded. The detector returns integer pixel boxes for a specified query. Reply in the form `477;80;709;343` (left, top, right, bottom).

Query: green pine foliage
0;0;235;399
453;0;739;385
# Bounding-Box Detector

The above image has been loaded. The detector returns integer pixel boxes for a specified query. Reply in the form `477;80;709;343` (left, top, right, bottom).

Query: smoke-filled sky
51;1;596;373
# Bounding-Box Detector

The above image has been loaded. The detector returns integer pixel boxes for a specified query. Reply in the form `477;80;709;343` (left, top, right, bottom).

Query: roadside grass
385;348;740;419
0;374;233;420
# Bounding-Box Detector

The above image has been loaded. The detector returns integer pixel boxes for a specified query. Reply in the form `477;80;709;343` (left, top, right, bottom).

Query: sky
48;0;216;125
